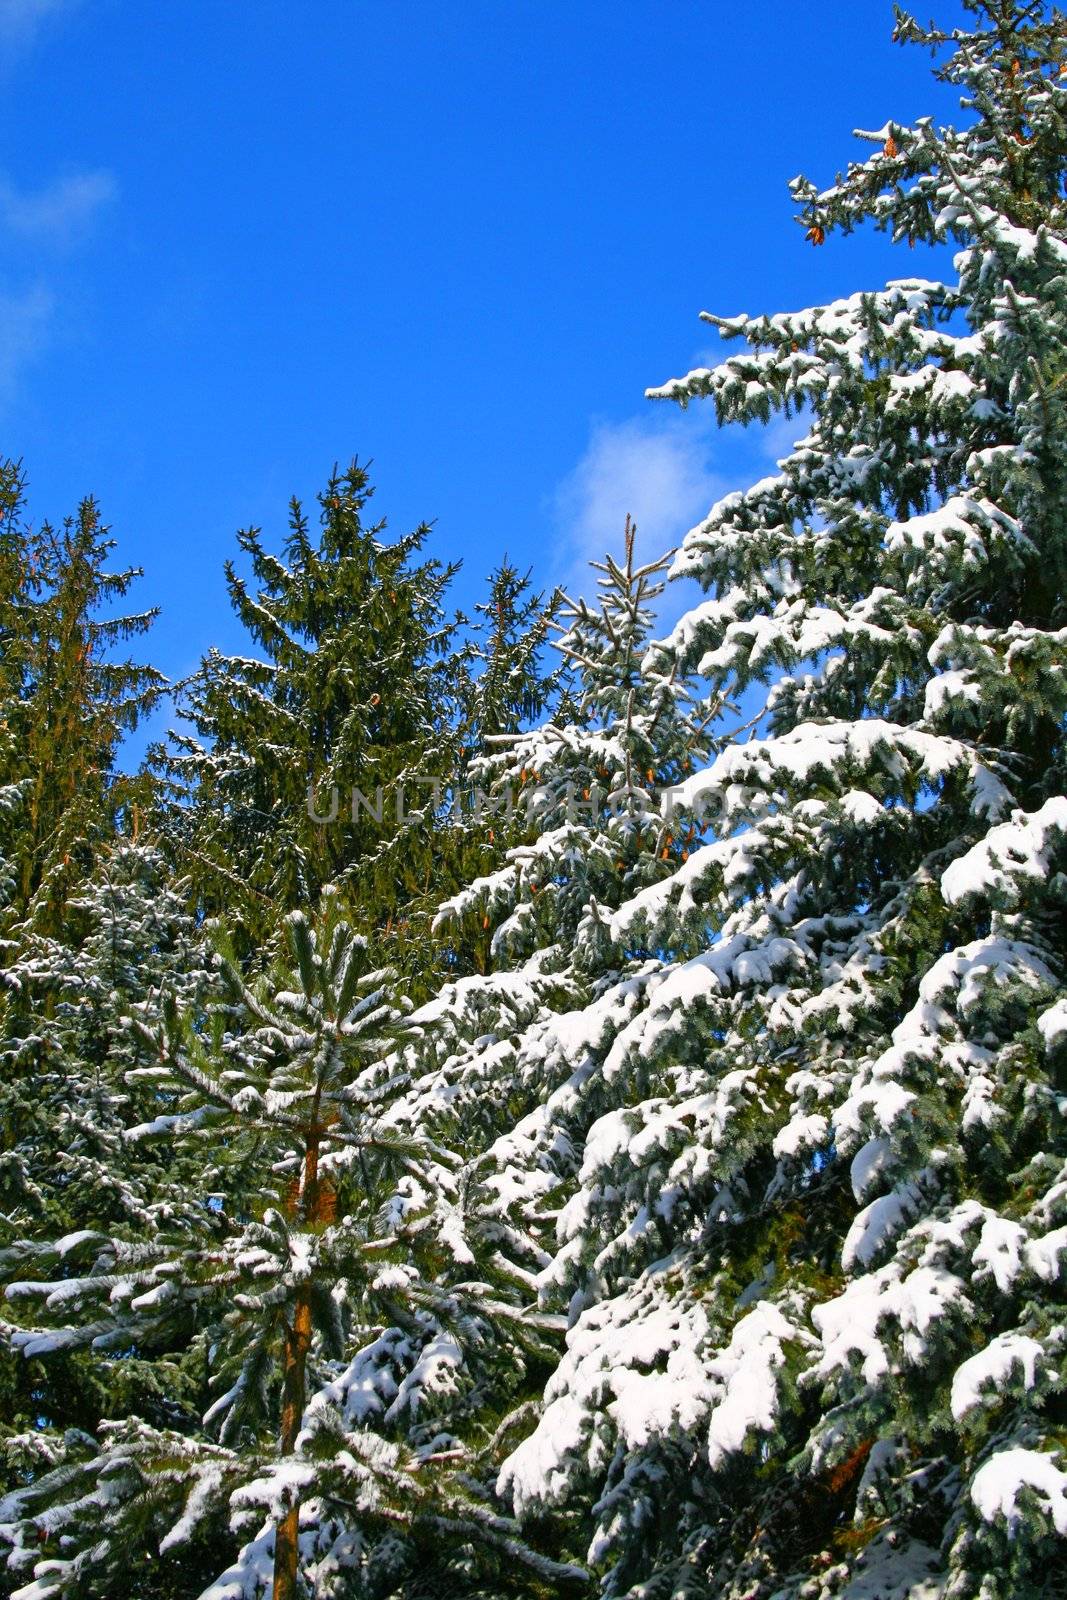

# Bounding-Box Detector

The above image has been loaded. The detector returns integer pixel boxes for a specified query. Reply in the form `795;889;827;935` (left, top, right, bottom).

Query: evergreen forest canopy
0;4;1065;1597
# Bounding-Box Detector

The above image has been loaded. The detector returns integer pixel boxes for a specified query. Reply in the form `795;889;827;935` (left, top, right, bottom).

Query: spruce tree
0;472;180;1501
0;837;214;1232
435;517;710;976
0;474;165;1145
0;461;32;968
461;559;562;746
3;485;163;934
169;461;465;973
0;847;219;1556
0;903;578;1600
0;472;166;1279
420;559;566;983
492;6;1067;1598
396;523;712;1353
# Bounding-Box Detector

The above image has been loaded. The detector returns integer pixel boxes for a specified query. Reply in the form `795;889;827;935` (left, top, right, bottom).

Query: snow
8;1328;86;1359
704;1303;809;1469
971;1447;1067;1535
369;1264;414;1294
500;1264;815;1523
850;1137;893;1201
885;367;977;412
836;937;1056;1145
52;1231;102;1258
814;1265;967;1384
769;1530;943;1600
941;799;1067;905
972;1215;1027;1294
1026;1226;1067;1284
669;718;1011;825
12;1574;68;1600
129;1279;178;1312
886;495;1031;588
197;1519;277;1600
959;1052;999;1132
384;1332;464;1420
229;1460;315;1520
950;1332;1043;1420
987;216;1067;267
923;668;980;719
499;1269;718;1514
125;1105;212;1141
495;1390;587;1515
772;1111;828;1160
840;789;885;826
842;1181;923;1273
1038;999;1067;1049
303;1328;409;1426
286;1233;314;1282
159;1466;226;1553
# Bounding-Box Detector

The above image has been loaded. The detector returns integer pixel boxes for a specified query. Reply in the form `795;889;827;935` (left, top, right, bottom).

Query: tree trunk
271;1132;320;1600
270;1284;312;1600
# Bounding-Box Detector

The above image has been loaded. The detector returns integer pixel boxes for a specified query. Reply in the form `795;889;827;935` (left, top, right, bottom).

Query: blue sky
0;0;969;758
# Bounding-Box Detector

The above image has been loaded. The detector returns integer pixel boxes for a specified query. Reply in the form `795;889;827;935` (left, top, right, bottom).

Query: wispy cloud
549;395;815;638
0;167;116;406
551;412;728;601
0;282;53;399
0;168;117;245
0;0;73;49
0;6;108;410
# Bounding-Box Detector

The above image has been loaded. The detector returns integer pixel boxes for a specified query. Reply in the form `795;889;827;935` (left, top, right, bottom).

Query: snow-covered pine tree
0;460;32;963
169;461;466;975
0;837;213;1233
0;478;170;1456
493;5;1067;1597
387;525;714;1426
0;836;221;1521
0;902;579;1600
435;516;711;979
0;475;165;1127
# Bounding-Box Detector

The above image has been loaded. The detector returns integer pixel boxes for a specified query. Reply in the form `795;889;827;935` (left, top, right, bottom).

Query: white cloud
551;412;727;601
0;12;112;410
0;167;117;404
0;168;116;244
0;282;53;400
549;398;815;638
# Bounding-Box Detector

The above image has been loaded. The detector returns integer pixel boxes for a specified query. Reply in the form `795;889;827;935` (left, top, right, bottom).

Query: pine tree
0;461;30;726
0;474;165;1128
0;474;167;1394
0;903;578;1600
435;560;567;979
435;517;711;977
0;846;219;1534
3;486;163;934
0;473;166;1232
393;523;712;1396
461;559;562;746
0;837;213;1229
0;472;183;1506
169;461;466;972
0;461;32;965
491;6;1067;1598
